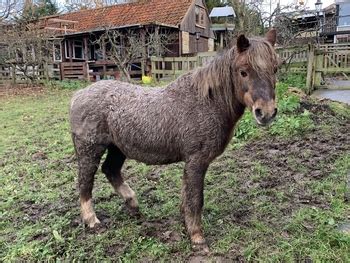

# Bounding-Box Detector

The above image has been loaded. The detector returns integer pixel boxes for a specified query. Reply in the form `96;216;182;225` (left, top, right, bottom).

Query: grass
0;81;349;261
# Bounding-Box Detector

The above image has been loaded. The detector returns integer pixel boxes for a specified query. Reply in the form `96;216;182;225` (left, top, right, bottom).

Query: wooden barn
42;0;215;81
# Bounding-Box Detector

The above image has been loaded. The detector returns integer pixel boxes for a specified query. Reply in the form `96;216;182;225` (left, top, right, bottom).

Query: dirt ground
0;85;45;97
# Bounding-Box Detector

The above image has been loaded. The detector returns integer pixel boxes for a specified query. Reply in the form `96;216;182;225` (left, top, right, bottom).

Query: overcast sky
260;0;335;11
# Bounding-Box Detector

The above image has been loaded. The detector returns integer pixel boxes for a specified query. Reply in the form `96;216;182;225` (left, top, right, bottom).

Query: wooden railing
151;44;350;93
151;52;216;79
0;62;60;85
2;44;349;89
276;46;309;73
276;43;350;90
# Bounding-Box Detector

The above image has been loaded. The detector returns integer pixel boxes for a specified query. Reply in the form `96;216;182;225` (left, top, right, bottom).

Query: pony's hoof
129;207;142;218
84;216;101;228
126;197;139;210
191;234;210;254
192;242;210;254
123;203;142;218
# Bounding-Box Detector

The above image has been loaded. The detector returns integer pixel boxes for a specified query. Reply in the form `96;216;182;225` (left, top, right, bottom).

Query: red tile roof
55;0;193;33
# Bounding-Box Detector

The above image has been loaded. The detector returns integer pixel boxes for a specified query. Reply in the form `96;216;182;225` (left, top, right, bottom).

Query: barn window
53;43;62;62
338;3;350;26
73;40;84;59
200;9;205;25
195;6;205;27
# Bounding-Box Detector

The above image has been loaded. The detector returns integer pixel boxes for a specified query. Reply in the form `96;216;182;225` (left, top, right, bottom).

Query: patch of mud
139;218;182;244
299;99;337;123
105;242;126;257
20;199;76;224
231;126;349;208
187;255;237;263
220;99;350;221
21;200;51;223
0;85;45;98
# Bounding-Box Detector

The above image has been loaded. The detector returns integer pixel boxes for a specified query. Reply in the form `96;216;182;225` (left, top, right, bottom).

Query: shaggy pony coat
70;30;279;252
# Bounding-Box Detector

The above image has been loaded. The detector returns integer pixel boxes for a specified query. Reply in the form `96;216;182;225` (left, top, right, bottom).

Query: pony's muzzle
254;107;277;126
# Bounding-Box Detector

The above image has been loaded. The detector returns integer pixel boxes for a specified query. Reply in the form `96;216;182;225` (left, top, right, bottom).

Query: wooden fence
151;44;350;93
277;43;350;92
0;62;60;85
151;52;217;79
2;44;349;90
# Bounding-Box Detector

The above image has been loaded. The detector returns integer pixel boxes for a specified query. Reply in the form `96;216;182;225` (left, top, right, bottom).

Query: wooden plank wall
60;62;88;80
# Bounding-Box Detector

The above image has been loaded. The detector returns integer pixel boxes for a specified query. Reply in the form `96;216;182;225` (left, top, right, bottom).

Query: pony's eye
274;67;278;73
240;71;247;77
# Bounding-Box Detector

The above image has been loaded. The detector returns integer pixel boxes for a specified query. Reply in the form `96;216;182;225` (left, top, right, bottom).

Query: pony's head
234;29;279;126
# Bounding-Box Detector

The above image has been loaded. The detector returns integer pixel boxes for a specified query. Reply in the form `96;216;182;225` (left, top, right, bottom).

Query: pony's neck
191;49;245;119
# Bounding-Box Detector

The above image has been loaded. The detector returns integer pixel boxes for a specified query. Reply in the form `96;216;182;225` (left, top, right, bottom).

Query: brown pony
70;29;279;252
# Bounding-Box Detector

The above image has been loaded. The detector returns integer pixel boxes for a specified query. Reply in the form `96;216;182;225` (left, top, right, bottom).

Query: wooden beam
44;27;77;32
83;37;88;62
47;18;78;24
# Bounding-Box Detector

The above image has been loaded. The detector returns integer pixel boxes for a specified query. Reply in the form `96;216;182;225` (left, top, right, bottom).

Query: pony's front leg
181;159;209;253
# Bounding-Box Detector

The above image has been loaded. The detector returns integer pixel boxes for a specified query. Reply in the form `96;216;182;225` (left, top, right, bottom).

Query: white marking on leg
81;198;100;228
117;182;138;208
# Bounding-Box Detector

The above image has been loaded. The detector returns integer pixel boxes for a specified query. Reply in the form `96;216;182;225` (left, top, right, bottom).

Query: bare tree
95;28;176;82
1;20;58;83
229;0;263;36
0;0;20;21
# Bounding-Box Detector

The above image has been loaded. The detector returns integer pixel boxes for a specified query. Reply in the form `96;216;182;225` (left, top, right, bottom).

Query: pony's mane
191;49;236;114
191;37;278;116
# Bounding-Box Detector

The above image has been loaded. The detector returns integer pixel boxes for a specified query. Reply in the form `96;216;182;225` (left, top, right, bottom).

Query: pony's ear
265;28;276;46
237;34;250;53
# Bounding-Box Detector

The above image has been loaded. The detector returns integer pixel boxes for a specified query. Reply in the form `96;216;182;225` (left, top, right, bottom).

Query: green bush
269;110;314;137
234;111;257;141
276;82;300;114
279;73;306;91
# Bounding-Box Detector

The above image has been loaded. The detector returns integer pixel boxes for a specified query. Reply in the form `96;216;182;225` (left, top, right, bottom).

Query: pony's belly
119;147;182;165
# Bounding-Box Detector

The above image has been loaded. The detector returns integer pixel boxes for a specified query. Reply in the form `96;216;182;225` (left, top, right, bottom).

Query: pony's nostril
272;108;277;118
255;108;263;118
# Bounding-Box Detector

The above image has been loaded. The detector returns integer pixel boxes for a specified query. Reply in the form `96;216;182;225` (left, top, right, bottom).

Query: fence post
85;62;89;81
172;58;175;79
11;65;16;85
60;62;65;80
314;49;323;88
44;62;49;81
151;57;155;79
161;58;165;79
306;44;315;94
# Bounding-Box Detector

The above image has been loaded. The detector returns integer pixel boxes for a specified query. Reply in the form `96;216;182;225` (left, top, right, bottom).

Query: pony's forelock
246;38;278;81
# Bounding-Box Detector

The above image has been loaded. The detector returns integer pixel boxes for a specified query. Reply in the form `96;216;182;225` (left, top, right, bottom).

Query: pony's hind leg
74;136;106;228
101;145;139;214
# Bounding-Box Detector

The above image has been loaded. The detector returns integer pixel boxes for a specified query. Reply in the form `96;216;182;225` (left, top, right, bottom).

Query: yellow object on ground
142;75;152;84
